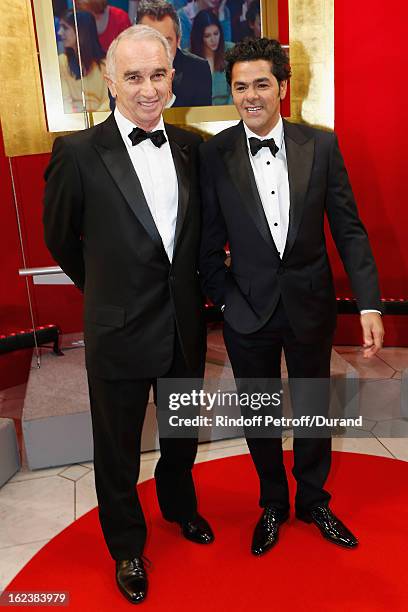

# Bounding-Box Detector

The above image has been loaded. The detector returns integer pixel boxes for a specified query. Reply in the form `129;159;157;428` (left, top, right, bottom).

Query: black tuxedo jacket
172;48;212;107
199;120;382;342
43;114;206;380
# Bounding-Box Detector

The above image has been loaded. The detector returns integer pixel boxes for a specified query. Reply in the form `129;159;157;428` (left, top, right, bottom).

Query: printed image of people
53;1;135;113
52;0;263;112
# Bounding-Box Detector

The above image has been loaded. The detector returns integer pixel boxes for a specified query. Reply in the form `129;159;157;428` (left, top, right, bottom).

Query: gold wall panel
0;0;333;156
288;0;334;129
0;0;56;155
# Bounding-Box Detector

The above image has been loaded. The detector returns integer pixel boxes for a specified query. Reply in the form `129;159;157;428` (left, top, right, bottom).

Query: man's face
231;59;287;136
138;15;179;59
106;38;174;130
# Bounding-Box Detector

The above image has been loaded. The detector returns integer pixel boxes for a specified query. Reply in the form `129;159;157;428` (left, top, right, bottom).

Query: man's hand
360;312;384;358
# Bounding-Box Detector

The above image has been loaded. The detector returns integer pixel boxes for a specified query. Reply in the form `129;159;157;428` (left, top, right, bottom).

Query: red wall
331;0;408;345
0;126;83;389
1;1;407;387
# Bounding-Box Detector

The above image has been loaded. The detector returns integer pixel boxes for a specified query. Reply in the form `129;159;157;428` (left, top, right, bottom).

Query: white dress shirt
114;107;178;262
244;116;289;258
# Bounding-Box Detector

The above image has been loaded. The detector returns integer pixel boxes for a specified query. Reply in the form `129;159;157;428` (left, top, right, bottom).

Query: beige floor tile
141;449;160;462
75;470;97;520
0;539;49;591
59;464;91;482
283;436;394;458
195;443;249;464
376;348;408;372
197;437;246;454
9;466;65;483
376;438;408;461
331;436;394;457
372;419;408;438
334;347;395;379
78;461;94;470
139;461;157;483
0;477;74;548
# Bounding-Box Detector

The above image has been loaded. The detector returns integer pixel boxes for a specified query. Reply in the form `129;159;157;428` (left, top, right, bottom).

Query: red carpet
5;452;408;611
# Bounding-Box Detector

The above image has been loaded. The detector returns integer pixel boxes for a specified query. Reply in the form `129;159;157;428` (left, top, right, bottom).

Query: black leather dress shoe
251;506;289;556
296;505;358;548
178;514;214;544
116;557;148;604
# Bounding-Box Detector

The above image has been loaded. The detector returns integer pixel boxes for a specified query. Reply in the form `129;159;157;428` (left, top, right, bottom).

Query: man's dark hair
137;0;181;40
225;37;291;86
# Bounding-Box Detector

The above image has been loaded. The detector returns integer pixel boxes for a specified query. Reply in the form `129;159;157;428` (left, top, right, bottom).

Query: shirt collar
114;107;166;148
243;116;285;155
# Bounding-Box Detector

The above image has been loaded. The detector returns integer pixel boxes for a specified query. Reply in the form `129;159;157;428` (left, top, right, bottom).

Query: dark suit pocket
85;305;126;328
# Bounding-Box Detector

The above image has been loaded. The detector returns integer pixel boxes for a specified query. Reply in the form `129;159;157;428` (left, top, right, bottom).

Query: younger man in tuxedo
199;38;384;556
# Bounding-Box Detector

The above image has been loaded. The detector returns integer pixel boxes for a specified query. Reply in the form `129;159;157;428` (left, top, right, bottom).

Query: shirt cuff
360;309;382;315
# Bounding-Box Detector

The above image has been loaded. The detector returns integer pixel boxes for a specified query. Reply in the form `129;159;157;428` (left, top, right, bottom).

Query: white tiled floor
0;344;407;591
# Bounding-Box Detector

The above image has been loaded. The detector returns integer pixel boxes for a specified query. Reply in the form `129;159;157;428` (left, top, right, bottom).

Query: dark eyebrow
233;77;271;87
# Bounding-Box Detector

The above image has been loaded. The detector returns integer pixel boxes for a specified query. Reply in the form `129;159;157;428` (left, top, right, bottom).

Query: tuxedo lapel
218;122;278;254
93;114;164;252
282;120;315;259
166;124;191;254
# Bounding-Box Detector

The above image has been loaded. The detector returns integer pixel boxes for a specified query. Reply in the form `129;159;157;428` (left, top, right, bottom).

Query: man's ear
105;75;117;99
167;68;176;102
279;80;288;100
279;81;288;100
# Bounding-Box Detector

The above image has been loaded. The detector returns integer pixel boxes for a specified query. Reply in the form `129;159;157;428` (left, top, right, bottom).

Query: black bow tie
249;137;279;157
128;126;167;148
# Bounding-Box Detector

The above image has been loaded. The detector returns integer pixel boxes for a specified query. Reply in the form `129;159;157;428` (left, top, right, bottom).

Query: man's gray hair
106;24;172;81
137;0;181;40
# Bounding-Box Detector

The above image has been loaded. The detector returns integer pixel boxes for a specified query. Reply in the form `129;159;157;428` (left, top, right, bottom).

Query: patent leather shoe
296;505;358;548
251;506;289;556
178;514;214;544
116;557;148;604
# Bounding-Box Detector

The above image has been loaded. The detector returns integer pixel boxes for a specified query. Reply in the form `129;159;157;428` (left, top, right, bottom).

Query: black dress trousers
223;299;333;513
88;328;205;561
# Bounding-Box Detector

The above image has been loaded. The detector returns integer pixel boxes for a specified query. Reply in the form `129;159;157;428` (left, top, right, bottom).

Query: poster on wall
33;0;288;132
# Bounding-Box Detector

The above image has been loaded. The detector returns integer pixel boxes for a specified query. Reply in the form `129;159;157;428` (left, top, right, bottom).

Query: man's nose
245;87;259;102
140;79;156;98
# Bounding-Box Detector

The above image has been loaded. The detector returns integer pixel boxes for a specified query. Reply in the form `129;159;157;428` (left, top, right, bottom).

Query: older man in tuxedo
199;38;384;556
43;25;213;605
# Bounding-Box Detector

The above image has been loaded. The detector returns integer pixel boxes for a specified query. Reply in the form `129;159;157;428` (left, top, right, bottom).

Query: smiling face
58;19;77;50
106;37;174;131
231;59;287;136
203;24;220;53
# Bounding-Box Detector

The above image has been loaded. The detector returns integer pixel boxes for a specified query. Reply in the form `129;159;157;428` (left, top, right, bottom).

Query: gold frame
0;0;334;157
31;0;278;133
